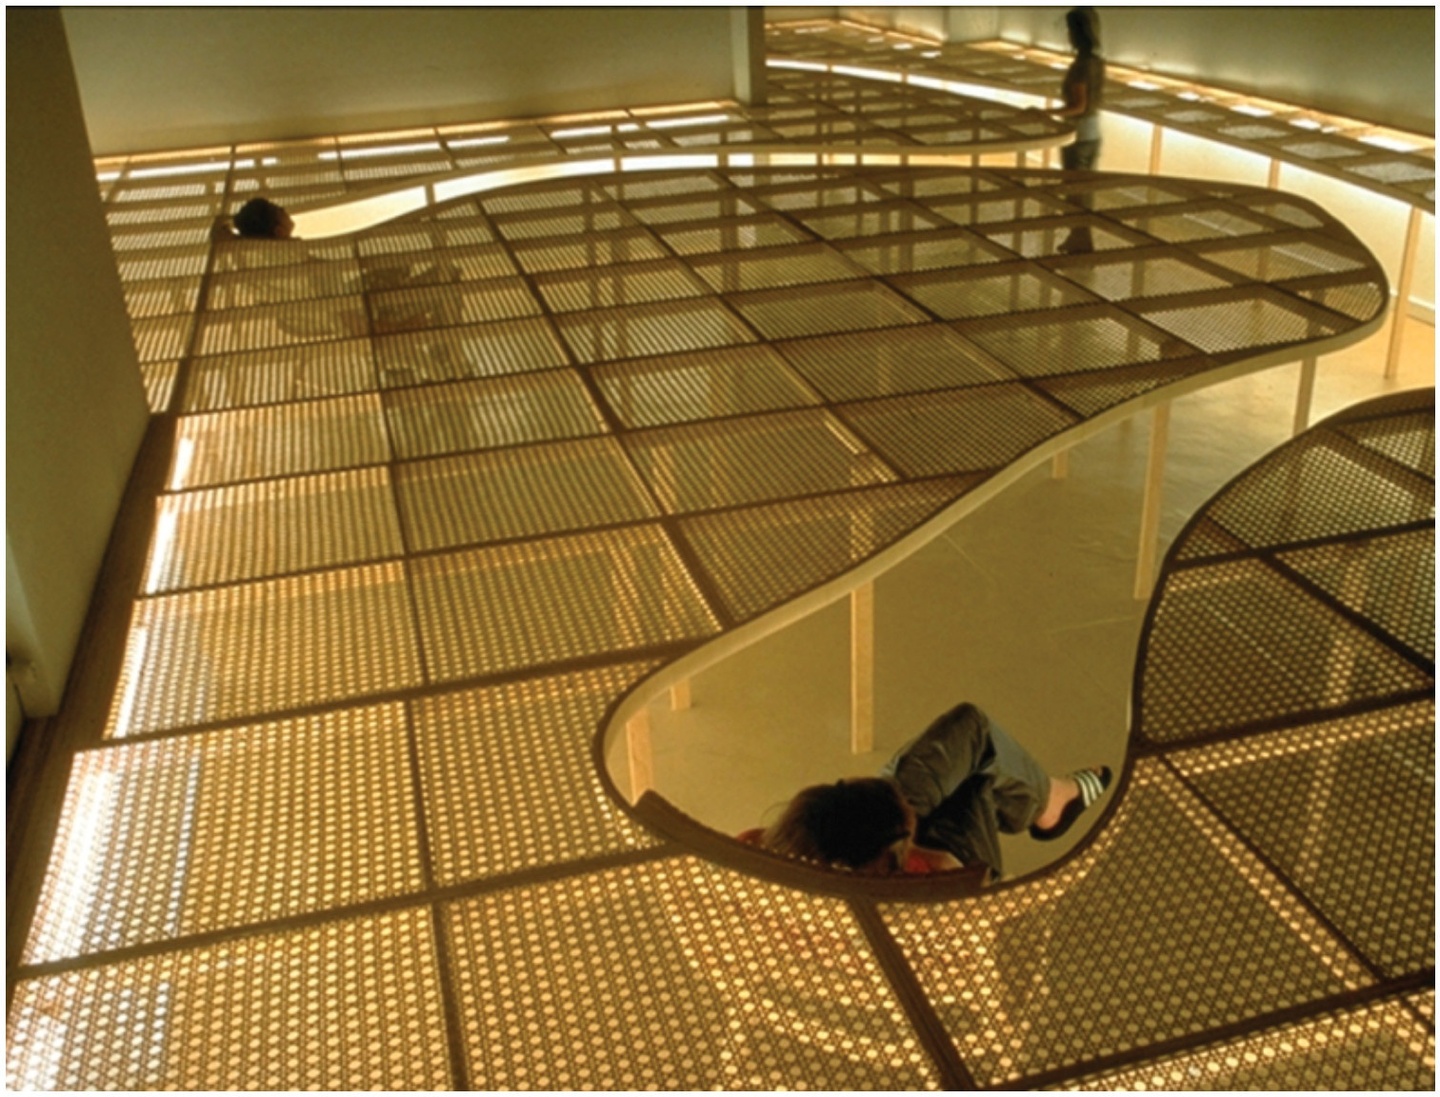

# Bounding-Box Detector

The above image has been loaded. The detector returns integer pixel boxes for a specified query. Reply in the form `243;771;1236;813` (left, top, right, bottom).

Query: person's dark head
1066;7;1100;55
233;196;295;240
762;778;915;873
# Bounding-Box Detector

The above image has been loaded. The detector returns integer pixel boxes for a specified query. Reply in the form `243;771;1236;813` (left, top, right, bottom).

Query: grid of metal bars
8;55;1428;1092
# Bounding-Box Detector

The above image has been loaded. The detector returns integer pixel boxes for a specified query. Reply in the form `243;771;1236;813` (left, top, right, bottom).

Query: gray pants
883;703;1051;878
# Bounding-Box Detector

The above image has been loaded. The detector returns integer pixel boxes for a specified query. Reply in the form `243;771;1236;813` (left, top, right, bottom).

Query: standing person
744;702;1112;881
1051;6;1105;253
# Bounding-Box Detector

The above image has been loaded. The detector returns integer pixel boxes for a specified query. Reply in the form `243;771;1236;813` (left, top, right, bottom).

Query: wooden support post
1293;356;1318;436
1148;125;1164;176
627;709;653;801
1267;157;1281;190
851;582;875;755
1051;449;1070;479
1386;206;1423;379
670;680;691;712
1134;402;1171;601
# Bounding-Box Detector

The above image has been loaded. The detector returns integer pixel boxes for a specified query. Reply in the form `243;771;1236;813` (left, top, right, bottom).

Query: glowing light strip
170;437;196;491
144;507;179;595
113;628;149;738
647;113;734;130
319;141;442;161
446;135;512;149
129;160;232;179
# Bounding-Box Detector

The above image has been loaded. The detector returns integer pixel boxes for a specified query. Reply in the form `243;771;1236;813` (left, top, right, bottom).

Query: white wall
993;6;1434;135
63;8;737;154
7;9;150;754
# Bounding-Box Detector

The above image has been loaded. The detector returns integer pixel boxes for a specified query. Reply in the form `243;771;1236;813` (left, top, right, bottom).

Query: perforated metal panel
11;90;1412;1092
446;857;940;1090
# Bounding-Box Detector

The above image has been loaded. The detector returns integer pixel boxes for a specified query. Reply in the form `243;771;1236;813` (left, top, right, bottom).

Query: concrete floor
625;311;1433;878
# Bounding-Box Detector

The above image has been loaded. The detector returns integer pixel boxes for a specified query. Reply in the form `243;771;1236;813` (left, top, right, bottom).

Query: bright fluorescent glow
1128;80;1163;91
766;58;827;72
43;768;116;953
648;113;733;130
145;507;179;594
96;170;122;182
1359;134;1428;153
292;185;428;238
447;134;512;149
834;64;903;83
319;141;441;161
1290;118;1325;131
1232;104;1273;117
550;124;616;139
129;160;232;179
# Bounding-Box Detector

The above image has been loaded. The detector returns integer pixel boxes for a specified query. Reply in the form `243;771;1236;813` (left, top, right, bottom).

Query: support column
1386;206;1423;379
627;709;653;801
1148;125;1164;175
1293;356;1318;435
851;582;875;754
670;680;691;711
1134;402;1172;600
730;8;767;106
1051;450;1070;479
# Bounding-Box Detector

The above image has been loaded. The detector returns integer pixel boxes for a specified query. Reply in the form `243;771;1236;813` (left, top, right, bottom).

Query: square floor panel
728;280;930;338
957;307;1193;379
7;908;450;1090
383;371;606;459
555;298;758;363
369;277;543;334
107;562;423;736
510;228;670;274
534;259;711;312
838;228;1014;275
183;338;378;411
837;383;1075;477
893;264;1096;319
657;215;814;256
592;344;819;428
621;409;895;513
797;201;950;240
23;703;422;962
395;436;659;551
410;526;720;680
170;395;391;489
413;664;664;884
444;857;937;1090
374;317;571;388
777;324;1013;401
1051;252;1234;302
687;242;869;292
146;467;403;591
194;297;370;354
1138;289;1346;356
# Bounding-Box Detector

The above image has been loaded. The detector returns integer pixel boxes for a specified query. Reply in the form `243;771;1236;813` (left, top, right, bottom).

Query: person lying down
740;703;1111;881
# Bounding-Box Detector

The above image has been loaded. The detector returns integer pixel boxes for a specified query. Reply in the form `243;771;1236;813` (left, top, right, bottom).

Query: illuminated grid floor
8;64;1433;1091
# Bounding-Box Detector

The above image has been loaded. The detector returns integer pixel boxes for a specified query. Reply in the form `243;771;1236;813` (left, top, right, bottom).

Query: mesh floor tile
358;241;516;288
6;908;450;1090
445;857;938;1090
838;384;1076;477
131;314;195;363
555;298;758;363
678;477;977;621
1199;238;1369;282
107;563;422;736
1121;205;1274;244
658;215;814;256
1206;436;1434;549
195;297;370;354
601;173;730;202
1137;291;1344;355
798;203;949;240
112;225;211;252
509;228;670;274
981;220;1141;259
140;361;179;413
592;344;819;428
383;371;606;459
116;247;209;282
414;664;663;883
368;277;542;336
493;206;638;242
171;395;390;488
145;467;404;591
358;220;495;256
1277;529;1435;661
895;266;1096;319
729;280;929;338
778;324;1012;401
687;243;868;292
923;192;1076;227
1171;701;1435;977
1035;359;1204;418
1139;558;1432;743
881;760;1370;1087
958;308;1190;378
481;181;598;215
625;193;765;225
183;338;377;411
123;277;202;320
1068;995;1435;1091
395;436;658;550
753;179;889;210
1335;409;1437;478
374;317;571;388
1053;254;1233;301
410;525;720;680
622;410;894;513
207;260;363;310
534;259;710;312
24;703;422;961
839;229;1015;274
